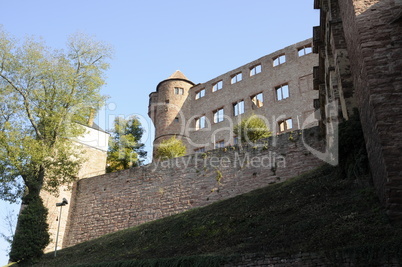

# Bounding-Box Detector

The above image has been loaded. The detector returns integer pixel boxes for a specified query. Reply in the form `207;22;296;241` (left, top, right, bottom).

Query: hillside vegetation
19;164;402;267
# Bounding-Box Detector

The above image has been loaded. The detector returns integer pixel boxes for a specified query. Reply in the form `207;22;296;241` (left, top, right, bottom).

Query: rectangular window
233;100;245;116
278;118;293;132
275;84;289;101
213;108;224;123
233;136;239;145
251;92;264;108
215;140;225;149
195;89;205;99
195;116;206;130
174;87;184;95
273;54;286;66
250;64;262;76
194;147;205;153
231;72;242;84
212;80;223;92
298;44;313;57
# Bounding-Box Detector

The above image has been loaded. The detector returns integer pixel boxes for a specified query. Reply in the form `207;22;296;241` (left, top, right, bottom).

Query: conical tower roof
156;70;194;92
167;70;189;81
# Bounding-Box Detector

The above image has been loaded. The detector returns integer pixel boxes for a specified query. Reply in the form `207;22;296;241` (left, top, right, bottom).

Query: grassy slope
25;165;402;266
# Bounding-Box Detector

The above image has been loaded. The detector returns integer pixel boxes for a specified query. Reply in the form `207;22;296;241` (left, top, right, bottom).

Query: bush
9;196;50;263
154;136;186;160
233;114;272;143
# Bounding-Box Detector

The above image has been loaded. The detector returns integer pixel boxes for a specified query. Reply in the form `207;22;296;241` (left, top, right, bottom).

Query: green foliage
0;26;112;262
9;196;49;264
106;116;147;173
0;26;112;200
154;136;186;160
233;114;271;143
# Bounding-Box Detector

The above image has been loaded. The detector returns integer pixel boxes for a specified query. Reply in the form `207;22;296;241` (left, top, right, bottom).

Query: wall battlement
63;126;325;248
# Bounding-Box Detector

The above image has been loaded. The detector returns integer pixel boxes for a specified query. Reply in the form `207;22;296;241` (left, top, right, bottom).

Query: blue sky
0;0;319;264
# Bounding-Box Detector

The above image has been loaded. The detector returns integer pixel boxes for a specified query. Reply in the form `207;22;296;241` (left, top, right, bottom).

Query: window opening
195;116;206;130
195;89;205;99
278;118;293;132
273;54;286;66
250;64;262;76
213;108;224;123
233;100;245;116
276;84;289;101
212;81;223;92
231;72;242;84
251;93;264;108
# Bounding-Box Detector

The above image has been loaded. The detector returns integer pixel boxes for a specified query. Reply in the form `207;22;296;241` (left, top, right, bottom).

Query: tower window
195;89;205;99
212;81;223;92
174;87;184;95
233;100;244;116
298;44;312;57
250;64;262;76
213;108;224;123
273;54;286;66
275;84;289;101
215;140;225;149
278;118;293;132
174;117;179;122
251;93;264;108
195;116;206;130
194;147;205;153
231;72;242;84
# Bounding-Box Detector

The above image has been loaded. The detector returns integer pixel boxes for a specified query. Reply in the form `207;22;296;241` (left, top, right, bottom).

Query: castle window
195;116;206;130
298;44;312;57
174;117;179;123
278;118;293;132
233;100;244;116
212;81;223;92
215;140;225;149
275;84;289;101
251;93;264;108
174;87;184;95
273;54;286;66
231;72;242;84
194;147;205;153
250;64;262;76
213;108;224;123
233;136;239;145
195;89;205;99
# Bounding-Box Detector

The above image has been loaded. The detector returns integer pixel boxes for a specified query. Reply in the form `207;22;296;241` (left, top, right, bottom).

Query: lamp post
54;198;68;257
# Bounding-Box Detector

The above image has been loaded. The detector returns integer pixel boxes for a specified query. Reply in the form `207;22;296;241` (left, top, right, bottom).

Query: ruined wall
63;127;325;247
315;0;402;223
149;39;319;155
336;0;402;223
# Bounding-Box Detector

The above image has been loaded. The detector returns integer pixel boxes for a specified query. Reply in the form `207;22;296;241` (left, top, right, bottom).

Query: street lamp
54;198;68;257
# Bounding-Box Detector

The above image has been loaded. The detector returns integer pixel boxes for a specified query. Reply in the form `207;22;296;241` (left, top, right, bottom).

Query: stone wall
338;0;402;223
63;127;325;247
314;0;402;223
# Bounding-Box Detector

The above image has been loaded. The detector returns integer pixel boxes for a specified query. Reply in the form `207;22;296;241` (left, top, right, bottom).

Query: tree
154;136;186;160
106;116;147;173
233;114;272;143
0;26;112;262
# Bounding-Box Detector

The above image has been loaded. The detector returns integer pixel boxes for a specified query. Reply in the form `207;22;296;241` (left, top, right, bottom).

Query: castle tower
148;70;194;158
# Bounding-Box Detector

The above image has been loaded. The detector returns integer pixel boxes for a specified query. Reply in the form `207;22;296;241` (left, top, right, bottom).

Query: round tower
148;70;194;159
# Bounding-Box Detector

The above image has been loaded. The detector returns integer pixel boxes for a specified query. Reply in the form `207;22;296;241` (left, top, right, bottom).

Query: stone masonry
314;0;402;223
149;39;319;156
62;127;325;247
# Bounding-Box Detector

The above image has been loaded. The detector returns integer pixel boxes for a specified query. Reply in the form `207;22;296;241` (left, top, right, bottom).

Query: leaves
106;116;147;173
154;136;186;160
0;27;112;202
233;114;272;143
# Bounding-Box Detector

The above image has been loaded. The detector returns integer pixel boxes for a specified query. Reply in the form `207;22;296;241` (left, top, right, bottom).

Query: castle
38;0;401;258
148;39;318;155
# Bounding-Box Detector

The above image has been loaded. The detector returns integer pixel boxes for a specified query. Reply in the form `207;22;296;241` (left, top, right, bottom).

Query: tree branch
0;73;43;139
